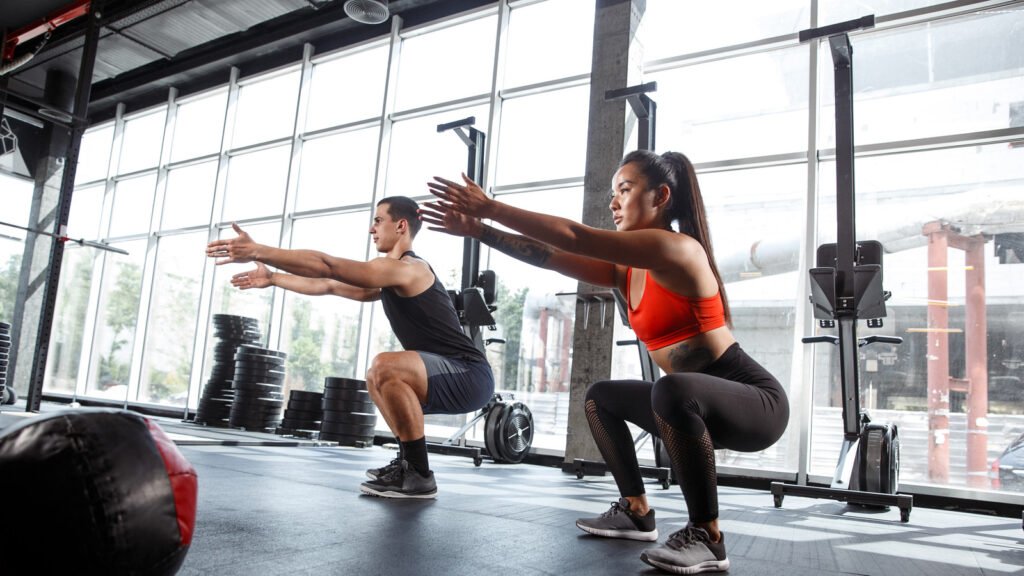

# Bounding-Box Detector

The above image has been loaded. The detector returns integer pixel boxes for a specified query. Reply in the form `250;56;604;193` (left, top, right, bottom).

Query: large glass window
67;183;105;241
818;9;1024;149
647;45;809;162
394;15;497;111
221;145;291;222
503;0;593;88
306;45;389;132
640;1;810;60
295;128;380;212
86;239;147;399
494;85;590;184
170;89;227;162
45;246;95;394
108;174;157;238
231;69;300;148
385;105;489;200
820;0;954;24
478;187;584;452
117;108;166;175
0;173;33;318
199;222;281;390
813;143;1024;490
138;231;208;405
280;212;370;392
702;164;807;472
75;123;113;184
162;160;218;230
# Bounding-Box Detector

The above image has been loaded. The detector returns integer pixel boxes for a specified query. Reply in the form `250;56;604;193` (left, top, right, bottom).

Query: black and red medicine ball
0;408;197;575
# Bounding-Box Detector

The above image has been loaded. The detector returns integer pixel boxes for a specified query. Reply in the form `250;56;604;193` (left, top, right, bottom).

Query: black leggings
584;343;789;523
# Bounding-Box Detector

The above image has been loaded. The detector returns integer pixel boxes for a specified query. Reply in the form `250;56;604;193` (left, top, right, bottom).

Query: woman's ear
653;184;672;209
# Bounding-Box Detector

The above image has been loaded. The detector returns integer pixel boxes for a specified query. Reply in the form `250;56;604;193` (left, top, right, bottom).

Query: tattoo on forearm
480;226;553;267
668;343;714;373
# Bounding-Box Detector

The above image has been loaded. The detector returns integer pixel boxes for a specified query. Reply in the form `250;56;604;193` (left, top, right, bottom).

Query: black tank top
379;251;485;362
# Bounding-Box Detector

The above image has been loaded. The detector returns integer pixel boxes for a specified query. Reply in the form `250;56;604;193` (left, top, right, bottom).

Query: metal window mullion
270;43;315;352
188;66;240;412
481;0;511;226
125;87;177;406
793;0;821;487
356;16;404;378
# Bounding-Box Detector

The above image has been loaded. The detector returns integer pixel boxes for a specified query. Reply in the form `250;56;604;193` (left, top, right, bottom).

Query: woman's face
609;162;663;231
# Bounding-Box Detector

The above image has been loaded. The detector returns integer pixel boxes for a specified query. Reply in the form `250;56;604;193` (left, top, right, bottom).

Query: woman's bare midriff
647;325;736;374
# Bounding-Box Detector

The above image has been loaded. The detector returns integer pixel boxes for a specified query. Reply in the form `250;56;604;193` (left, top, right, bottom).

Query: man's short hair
377;196;422;238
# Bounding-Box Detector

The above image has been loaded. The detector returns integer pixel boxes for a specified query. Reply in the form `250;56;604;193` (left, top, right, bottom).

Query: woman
422;150;789;574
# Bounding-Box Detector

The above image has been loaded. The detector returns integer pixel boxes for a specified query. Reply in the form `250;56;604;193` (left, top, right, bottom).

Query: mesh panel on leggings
654;411;718;522
585;399;644;496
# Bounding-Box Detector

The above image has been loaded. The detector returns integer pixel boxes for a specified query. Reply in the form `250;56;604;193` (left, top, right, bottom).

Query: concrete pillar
8;69;76;399
563;0;646;465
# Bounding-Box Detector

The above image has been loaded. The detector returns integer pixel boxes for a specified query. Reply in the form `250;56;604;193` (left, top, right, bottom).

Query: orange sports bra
626;268;727;351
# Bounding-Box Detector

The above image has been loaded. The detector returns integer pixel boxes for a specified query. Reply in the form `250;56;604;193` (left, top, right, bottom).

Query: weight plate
318;432;374;446
323;388;371;403
324;377;367;391
321;399;375;416
288;390;323;402
321;411;377;426
286;397;326;412
319;420;376;436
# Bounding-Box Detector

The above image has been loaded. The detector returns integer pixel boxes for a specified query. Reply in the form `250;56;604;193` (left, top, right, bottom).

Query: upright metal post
437;116;485;291
25;2;102;412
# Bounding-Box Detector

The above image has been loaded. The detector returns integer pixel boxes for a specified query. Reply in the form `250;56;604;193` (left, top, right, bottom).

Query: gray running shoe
640;524;729;574
366;452;401;480
360;459;437;499
576;497;658;541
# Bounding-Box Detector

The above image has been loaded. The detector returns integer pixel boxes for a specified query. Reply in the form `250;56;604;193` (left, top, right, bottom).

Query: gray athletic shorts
418;352;494;415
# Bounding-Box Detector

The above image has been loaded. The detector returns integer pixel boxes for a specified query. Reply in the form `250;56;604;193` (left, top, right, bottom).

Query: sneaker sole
360;484;437;499
639;552;729;574
576;522;658;542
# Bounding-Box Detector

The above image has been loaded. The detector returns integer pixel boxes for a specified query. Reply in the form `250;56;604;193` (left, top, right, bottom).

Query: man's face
369;204;400;252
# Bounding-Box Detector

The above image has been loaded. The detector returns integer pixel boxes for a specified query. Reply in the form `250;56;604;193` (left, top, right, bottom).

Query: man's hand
231;262;274;290
427;173;495;219
419;201;484;239
206;222;259;265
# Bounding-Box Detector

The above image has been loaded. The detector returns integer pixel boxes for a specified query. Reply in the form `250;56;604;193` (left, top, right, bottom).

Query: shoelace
378;459;408;482
599;498;631;518
665;526;708;551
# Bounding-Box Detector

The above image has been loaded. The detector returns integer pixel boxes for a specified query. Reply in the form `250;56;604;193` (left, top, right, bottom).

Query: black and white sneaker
366;452;401;480
640;524;729;574
360;459;437;499
576;497;658;541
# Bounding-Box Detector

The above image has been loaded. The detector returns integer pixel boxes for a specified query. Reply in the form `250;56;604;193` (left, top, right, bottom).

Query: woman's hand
427;173;496;219
230;262;273;290
418;201;484;239
206;222;259;264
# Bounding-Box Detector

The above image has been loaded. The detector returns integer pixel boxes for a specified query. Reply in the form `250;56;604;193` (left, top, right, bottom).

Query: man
206;196;494;499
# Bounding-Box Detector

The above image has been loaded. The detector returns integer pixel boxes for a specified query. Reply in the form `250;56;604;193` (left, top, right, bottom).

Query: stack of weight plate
320;377;377;446
195;314;262;427
227;344;287;431
277;390;324;437
0;322;12;405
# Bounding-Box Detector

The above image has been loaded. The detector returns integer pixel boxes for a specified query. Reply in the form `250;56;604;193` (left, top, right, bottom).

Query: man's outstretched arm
231;262;380;302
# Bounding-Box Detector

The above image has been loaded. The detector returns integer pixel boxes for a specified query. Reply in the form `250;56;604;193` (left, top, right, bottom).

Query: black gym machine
769;15;913;522
424;116;535;466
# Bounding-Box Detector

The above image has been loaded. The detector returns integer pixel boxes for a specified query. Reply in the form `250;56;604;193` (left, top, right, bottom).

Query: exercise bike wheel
483;402;506;462
496;402;533;464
